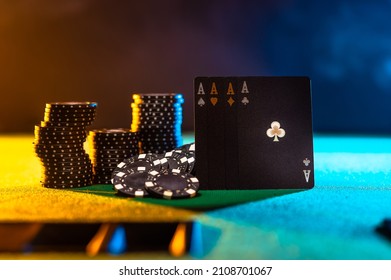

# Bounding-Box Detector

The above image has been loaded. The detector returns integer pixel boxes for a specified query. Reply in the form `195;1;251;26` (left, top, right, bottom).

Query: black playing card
194;76;314;190
236;77;314;189
224;77;239;189
206;77;226;189
194;77;209;187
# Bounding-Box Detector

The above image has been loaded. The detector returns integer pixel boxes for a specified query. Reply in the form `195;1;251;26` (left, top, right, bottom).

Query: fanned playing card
194;76;314;190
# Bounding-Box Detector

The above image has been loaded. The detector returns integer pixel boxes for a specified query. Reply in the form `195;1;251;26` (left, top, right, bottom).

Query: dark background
1;0;391;134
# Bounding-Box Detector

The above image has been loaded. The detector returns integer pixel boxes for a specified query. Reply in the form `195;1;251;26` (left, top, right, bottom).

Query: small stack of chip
130;93;184;154
88;129;139;184
111;142;198;199
33;102;97;188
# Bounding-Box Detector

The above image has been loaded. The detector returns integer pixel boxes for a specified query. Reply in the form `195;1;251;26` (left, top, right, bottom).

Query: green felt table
1;134;391;259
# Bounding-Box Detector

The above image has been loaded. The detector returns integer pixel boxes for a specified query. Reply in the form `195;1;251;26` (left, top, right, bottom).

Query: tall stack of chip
33;102;97;188
130;93;184;154
88;129;139;184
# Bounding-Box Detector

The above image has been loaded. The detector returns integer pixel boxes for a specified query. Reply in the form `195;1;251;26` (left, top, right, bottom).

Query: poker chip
145;169;199;199
35;127;88;136
34;102;97;188
42;121;94;127
112;167;149;197
42;182;92;189
93;166;117;174
176;143;195;154
130;93;184;154
41;174;93;182
115;153;162;173
46;102;97;109
42;165;93;172
37;152;88;159
161;151;189;172
34;143;85;150
109;142;199;199
185;153;195;175
87;128;140;184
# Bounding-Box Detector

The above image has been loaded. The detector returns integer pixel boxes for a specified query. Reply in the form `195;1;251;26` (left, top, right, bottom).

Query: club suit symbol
266;121;285;142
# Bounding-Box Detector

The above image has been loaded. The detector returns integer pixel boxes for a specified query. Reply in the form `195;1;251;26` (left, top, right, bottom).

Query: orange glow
169;223;187;257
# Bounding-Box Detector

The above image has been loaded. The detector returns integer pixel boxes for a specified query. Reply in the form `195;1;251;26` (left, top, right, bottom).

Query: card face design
194;76;314;190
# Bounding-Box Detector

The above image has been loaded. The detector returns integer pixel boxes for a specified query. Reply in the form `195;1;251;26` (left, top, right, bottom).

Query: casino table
1;133;391;259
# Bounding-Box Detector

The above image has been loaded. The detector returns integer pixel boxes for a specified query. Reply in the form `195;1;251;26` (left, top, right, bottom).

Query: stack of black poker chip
130;93;184;154
88;129;139;184
33;102;97;188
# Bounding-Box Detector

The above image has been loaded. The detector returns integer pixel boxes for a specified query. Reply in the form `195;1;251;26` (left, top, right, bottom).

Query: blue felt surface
192;135;391;259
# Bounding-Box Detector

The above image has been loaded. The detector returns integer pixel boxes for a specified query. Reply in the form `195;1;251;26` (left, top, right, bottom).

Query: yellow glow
169;223;187;257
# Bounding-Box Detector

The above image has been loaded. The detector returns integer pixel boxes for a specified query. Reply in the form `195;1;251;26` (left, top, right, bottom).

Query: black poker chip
91;156;134;164
34;143;85;150
93;149;139;156
42;167;93;175
138;134;181;141
91;158;129;165
41;181;92;189
93;166;116;174
116;154;161;172
184;153;195;174
46;102;98;110
134;114;182;121
90;149;138;157
35;134;88;141
44;115;95;123
145;169;199;199
35;127;88;136
89;148;137;155
139;141;181;148
35;125;86;132
41;178;93;185
92;159;124;167
34;136;86;143
34;146;85;154
93;161;122;168
176;143;195;154
38;157;92;166
89;136;138;144
39;155;90;163
44;108;96;115
131;124;181;131
42;165;93;173
42;174;93;182
33;138;86;145
160;151;188;172
42;121;94;127
112;167;149;197
44;106;97;113
89;128;138;137
44;109;96;115
132;93;184;99
36;151;87;158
